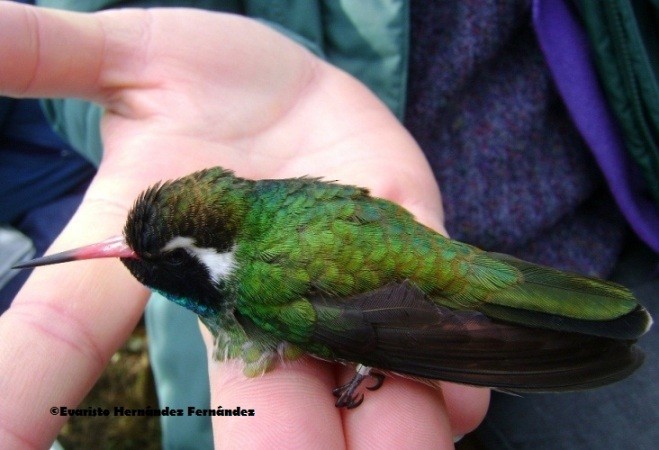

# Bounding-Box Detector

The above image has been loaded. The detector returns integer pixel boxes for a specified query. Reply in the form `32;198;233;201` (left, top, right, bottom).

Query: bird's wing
307;281;644;391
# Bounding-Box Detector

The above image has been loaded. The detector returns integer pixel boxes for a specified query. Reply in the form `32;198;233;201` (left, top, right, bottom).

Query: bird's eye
166;249;188;267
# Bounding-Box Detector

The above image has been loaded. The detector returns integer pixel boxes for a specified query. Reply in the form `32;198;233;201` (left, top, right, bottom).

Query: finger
440;383;490;437
0;4;160;100
0;179;150;448
201;329;346;449
0;3;313;126
338;366;455;449
0;2;108;98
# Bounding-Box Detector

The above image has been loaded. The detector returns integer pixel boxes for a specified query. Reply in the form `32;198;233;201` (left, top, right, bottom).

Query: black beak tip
11;252;78;270
9;236;136;271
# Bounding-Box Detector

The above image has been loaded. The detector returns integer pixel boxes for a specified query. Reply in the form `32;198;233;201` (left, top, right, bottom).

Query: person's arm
0;4;488;448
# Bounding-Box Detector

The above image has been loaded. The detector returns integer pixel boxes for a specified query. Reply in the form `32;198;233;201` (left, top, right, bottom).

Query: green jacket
38;0;410;165
573;0;659;206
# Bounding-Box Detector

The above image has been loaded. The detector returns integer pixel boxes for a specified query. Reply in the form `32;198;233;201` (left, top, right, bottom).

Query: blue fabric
0;99;96;223
0;98;11;127
4;97;69;147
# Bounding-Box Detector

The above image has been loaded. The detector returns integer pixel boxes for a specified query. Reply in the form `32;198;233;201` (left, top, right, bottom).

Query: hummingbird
15;167;653;408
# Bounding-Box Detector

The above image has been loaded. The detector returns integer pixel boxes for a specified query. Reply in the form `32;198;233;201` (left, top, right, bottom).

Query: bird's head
14;168;247;316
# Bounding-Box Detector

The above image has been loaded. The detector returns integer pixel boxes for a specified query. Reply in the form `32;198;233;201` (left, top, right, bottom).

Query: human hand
0;3;488;448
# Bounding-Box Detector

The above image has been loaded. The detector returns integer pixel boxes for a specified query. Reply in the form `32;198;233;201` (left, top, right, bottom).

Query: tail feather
478;302;652;340
470;253;652;339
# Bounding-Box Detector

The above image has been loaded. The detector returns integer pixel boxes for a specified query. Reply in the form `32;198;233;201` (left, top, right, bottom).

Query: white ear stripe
163;236;237;283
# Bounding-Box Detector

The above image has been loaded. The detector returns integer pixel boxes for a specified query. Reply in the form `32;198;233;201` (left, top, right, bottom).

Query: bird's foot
332;365;385;409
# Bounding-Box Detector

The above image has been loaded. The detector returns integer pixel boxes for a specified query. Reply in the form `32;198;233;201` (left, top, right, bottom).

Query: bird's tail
474;253;652;340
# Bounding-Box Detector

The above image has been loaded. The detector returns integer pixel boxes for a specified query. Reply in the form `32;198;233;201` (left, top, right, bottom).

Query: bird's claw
367;372;385;391
332;366;385;409
333;389;365;409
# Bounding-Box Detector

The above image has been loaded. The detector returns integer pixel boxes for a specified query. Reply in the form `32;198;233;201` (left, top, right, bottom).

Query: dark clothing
0;99;94;223
406;0;627;276
0;98;94;311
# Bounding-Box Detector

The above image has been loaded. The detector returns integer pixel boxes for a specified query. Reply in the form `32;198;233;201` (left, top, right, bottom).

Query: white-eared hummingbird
15;167;653;408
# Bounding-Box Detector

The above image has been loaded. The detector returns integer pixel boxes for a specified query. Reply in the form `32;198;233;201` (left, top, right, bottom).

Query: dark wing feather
309;281;644;391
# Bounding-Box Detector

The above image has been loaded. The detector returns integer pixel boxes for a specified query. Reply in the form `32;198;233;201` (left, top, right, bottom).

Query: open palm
0;4;488;448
